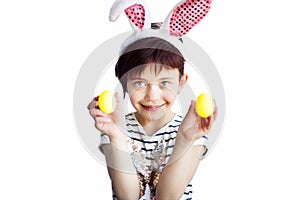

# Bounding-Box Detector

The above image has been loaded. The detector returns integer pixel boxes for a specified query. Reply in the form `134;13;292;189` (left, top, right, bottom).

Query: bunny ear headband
109;0;212;55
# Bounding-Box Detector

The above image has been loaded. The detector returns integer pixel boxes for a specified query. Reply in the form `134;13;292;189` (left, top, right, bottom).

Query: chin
138;104;173;120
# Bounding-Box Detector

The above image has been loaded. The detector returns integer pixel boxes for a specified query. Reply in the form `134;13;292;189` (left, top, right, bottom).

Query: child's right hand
87;93;126;140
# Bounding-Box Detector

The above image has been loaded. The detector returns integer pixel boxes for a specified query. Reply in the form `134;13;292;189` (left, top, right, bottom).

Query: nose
144;83;161;101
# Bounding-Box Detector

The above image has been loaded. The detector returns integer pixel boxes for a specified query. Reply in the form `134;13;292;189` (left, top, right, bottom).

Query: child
88;0;216;199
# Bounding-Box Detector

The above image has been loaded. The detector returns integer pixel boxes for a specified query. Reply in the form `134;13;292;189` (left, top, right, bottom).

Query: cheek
164;84;180;97
128;89;144;103
162;88;177;103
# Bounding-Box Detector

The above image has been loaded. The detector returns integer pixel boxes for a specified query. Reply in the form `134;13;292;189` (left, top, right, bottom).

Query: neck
134;111;175;136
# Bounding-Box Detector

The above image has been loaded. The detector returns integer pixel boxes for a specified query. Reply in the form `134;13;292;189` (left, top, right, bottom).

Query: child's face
127;64;187;124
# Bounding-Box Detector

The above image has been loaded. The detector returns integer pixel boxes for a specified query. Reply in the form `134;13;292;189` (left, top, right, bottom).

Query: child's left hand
178;100;217;143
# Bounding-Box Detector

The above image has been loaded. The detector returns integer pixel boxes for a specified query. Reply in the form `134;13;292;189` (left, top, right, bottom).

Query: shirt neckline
131;112;178;137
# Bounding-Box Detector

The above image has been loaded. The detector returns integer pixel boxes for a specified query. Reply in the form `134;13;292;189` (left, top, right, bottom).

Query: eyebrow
129;77;176;81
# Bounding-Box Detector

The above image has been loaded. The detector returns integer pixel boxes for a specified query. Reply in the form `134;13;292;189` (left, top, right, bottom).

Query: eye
160;81;170;87
134;81;145;87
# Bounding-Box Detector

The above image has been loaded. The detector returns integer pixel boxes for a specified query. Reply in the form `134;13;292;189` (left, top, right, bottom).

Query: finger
207;115;213;131
204;119;210;133
213;100;218;121
189;100;196;114
87;100;95;109
187;100;198;118
201;117;212;133
201;117;208;130
198;120;208;135
214;107;218;121
87;98;99;110
95;116;112;123
89;108;107;118
89;108;97;118
94;96;99;101
205;118;210;129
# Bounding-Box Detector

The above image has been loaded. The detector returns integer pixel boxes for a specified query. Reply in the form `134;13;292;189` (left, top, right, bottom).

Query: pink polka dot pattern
169;0;212;36
125;4;145;30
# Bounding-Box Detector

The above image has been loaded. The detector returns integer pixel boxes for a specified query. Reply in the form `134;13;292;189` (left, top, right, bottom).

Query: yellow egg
98;90;116;114
195;93;214;118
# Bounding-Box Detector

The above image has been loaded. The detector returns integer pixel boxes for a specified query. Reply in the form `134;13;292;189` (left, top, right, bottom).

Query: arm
155;134;206;200
88;94;140;200
156;101;216;200
102;134;140;200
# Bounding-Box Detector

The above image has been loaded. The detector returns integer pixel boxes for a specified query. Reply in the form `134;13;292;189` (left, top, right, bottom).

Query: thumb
186;100;197;118
113;92;125;115
182;100;198;125
113;92;126;131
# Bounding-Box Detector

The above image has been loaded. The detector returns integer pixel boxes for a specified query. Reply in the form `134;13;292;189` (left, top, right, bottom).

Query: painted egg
195;93;214;118
98;90;116;114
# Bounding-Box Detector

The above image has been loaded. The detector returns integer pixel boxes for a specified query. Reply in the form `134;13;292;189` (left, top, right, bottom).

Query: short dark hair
115;37;185;96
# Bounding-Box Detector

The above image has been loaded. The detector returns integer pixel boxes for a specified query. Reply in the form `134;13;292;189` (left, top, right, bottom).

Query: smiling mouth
141;104;165;111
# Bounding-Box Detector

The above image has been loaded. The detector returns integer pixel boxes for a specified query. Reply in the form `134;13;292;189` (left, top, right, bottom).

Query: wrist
174;132;194;151
110;130;129;152
176;131;195;145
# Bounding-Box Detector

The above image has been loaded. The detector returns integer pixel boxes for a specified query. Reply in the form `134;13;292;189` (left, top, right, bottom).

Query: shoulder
173;113;183;123
125;112;139;125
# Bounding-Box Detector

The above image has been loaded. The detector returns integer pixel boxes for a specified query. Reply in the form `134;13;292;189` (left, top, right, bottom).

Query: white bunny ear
163;0;212;36
109;0;151;30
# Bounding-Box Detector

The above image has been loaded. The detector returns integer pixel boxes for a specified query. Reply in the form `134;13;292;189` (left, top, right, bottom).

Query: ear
109;0;151;30
178;73;188;93
163;0;212;36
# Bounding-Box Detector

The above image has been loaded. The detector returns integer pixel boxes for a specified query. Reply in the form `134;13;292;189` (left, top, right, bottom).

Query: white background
1;0;299;199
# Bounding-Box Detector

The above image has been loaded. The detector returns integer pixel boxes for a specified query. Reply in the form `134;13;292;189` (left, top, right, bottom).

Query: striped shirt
99;113;208;200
